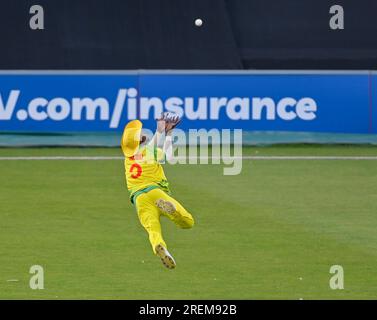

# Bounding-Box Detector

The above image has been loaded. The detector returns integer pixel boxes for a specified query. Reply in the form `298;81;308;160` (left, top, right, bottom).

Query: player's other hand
157;113;166;133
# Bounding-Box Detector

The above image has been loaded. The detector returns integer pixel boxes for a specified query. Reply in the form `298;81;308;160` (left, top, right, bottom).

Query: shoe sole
156;199;176;215
155;244;176;269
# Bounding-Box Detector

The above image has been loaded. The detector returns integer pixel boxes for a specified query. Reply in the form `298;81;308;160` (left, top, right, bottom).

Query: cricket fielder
121;114;194;269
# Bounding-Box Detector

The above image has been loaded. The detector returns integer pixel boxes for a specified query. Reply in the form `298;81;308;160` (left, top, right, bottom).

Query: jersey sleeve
143;145;166;163
156;147;166;163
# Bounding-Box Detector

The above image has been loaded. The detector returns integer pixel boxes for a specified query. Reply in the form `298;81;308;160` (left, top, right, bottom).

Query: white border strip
0;156;376;161
0;70;371;75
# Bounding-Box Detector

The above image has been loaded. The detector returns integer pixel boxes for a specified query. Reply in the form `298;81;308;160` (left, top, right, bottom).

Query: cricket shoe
155;244;176;269
156;199;176;215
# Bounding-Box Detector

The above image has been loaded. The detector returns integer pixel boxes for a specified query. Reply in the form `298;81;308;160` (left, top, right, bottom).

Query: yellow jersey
123;144;170;203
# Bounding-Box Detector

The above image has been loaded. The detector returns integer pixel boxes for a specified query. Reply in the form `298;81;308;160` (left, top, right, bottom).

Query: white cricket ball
195;18;203;27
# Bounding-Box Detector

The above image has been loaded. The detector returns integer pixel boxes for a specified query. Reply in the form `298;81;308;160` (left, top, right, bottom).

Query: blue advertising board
372;73;377;134
0;71;374;134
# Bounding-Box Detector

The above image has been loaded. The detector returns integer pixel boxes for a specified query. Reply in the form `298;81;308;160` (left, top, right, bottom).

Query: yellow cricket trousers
135;188;194;254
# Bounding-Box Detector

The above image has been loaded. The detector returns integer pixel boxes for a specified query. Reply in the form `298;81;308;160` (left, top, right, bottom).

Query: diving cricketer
121;114;194;269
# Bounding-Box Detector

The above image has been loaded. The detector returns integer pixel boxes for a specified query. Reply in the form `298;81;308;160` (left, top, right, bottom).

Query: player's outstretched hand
165;113;181;134
156;112;181;134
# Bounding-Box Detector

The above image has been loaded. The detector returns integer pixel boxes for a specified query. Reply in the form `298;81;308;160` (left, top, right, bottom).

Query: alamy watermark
134;128;243;176
329;265;344;290
329;5;344;30
29;265;44;290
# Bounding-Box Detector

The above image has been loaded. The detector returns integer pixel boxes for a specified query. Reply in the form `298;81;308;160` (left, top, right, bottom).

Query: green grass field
0;145;377;299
